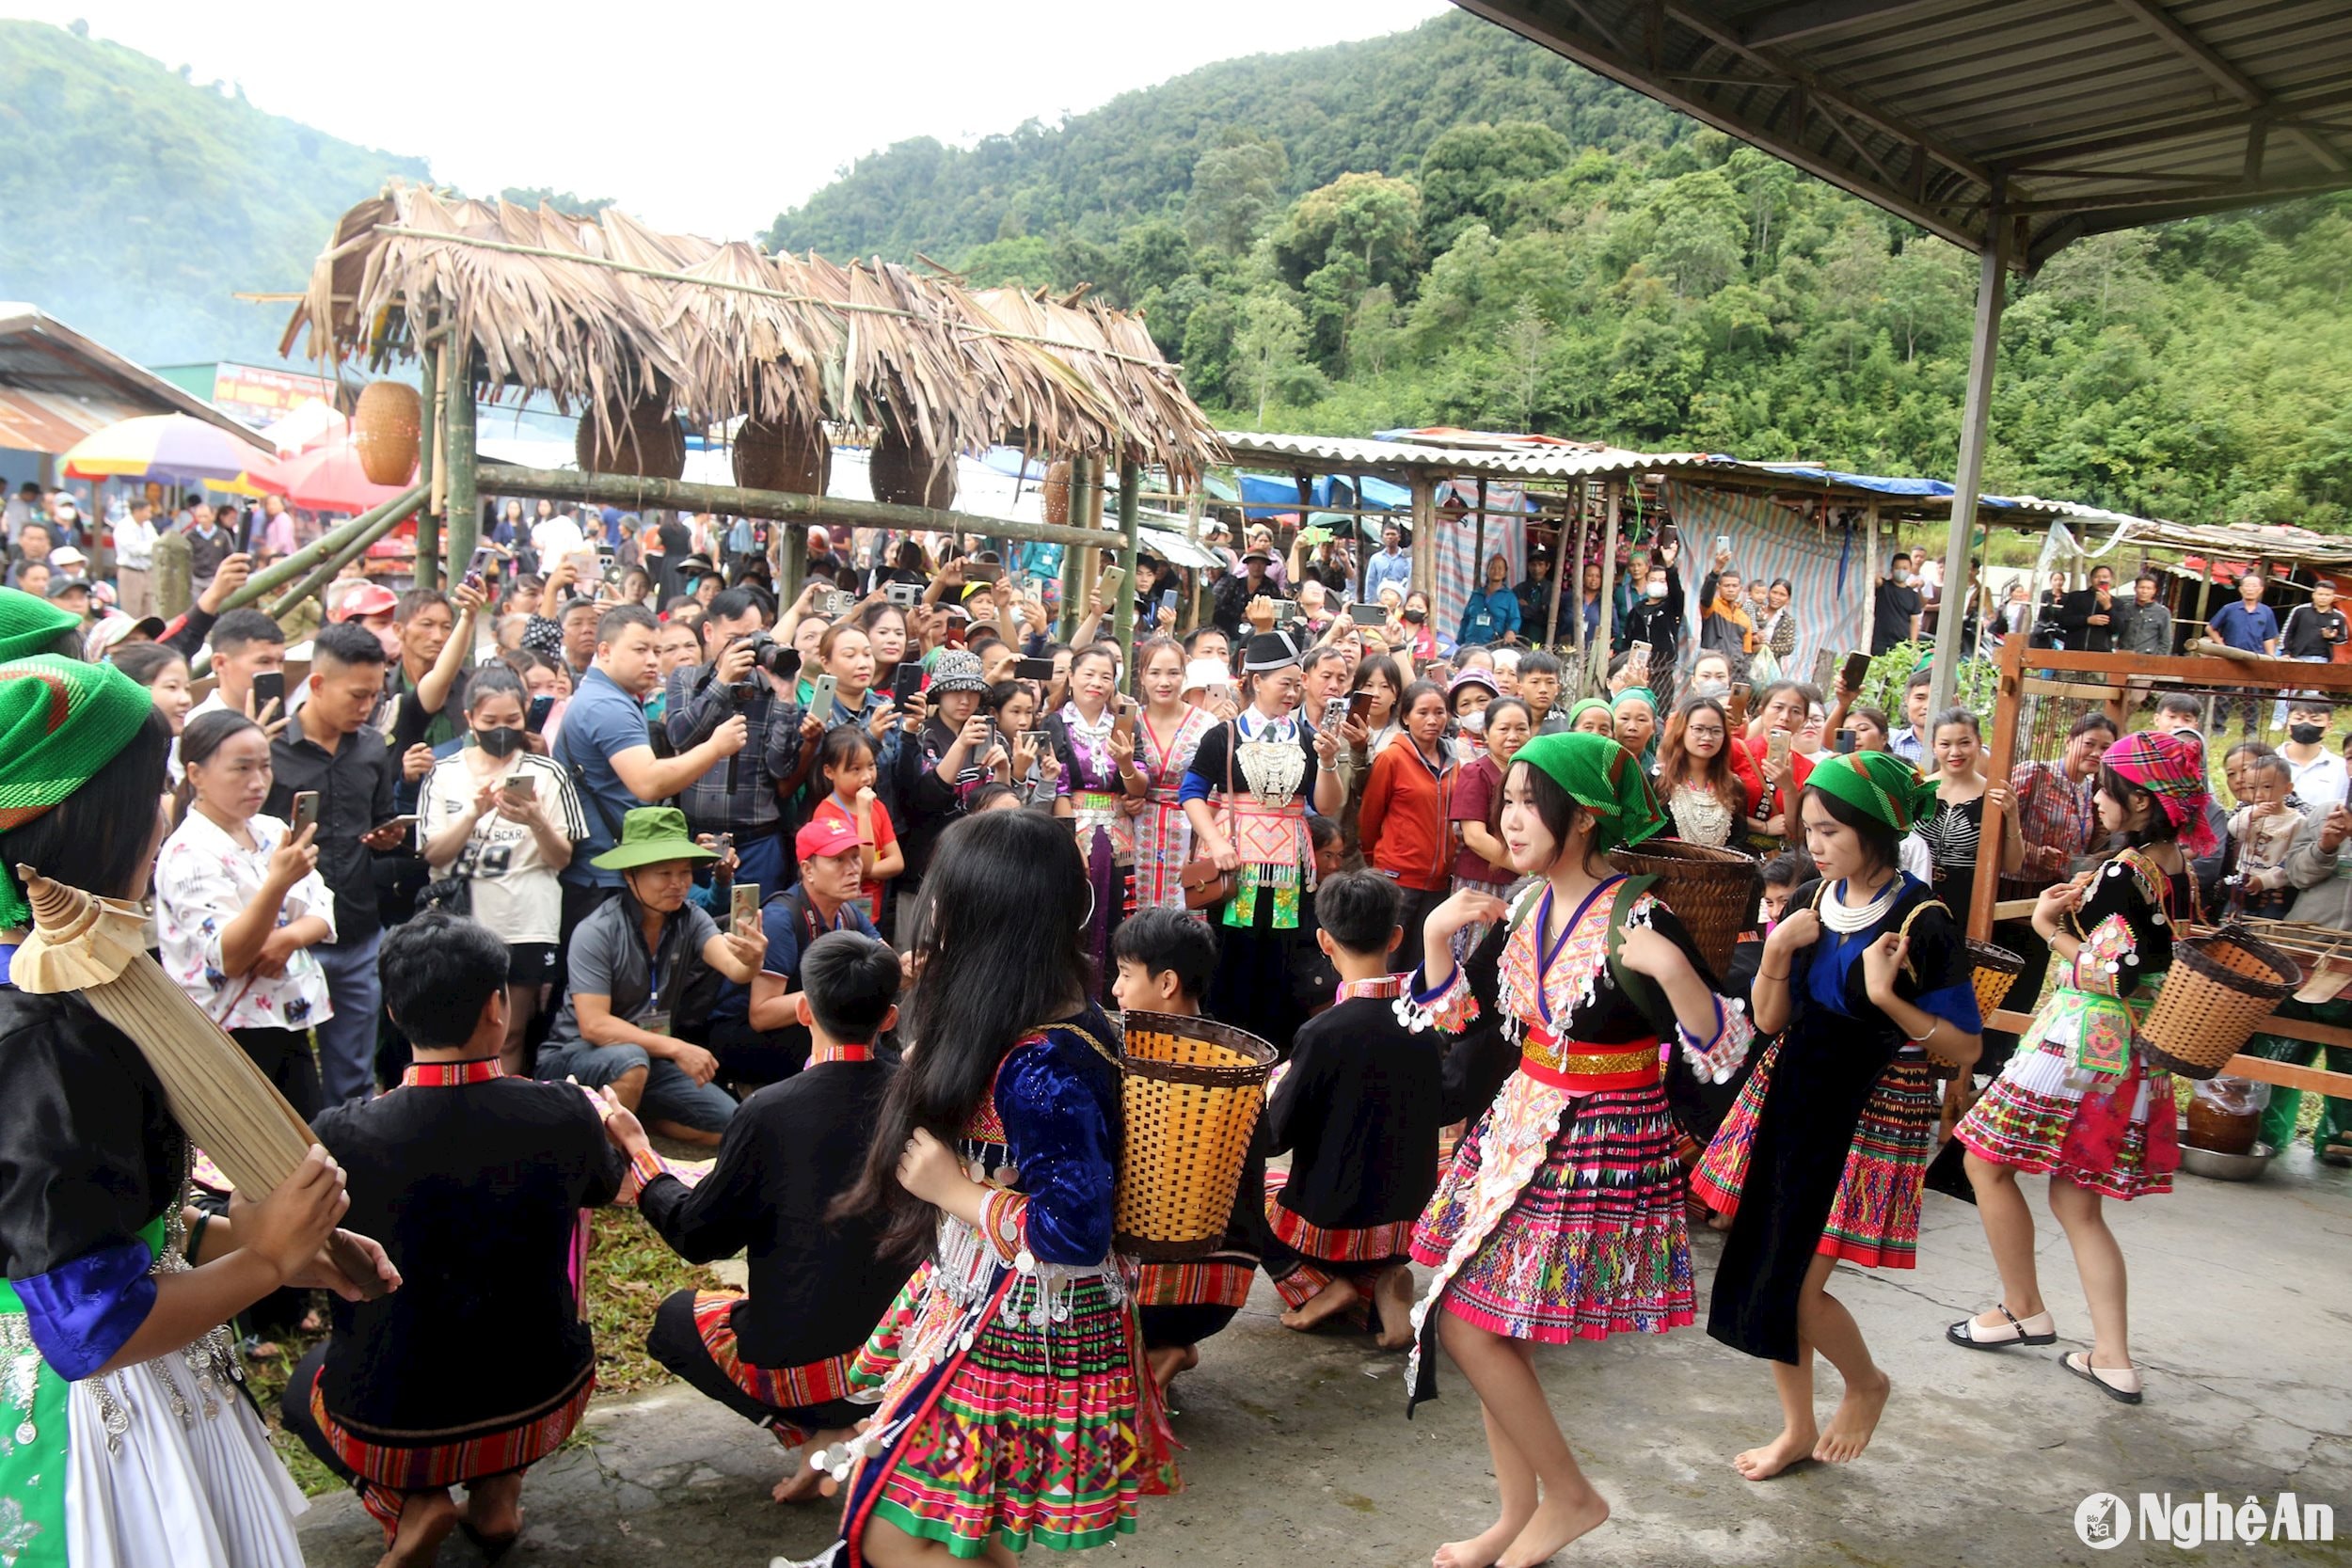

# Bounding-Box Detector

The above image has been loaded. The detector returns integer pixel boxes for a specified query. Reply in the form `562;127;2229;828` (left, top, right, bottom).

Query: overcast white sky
14;1;1452;234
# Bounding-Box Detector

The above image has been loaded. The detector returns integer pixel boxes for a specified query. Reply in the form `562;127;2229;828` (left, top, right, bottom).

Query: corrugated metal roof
1455;1;2352;265
0;306;261;455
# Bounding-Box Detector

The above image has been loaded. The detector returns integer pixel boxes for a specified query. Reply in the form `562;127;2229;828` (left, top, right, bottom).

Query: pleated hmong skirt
846;1260;1163;1560
1692;1045;1937;1269
1408;1069;1693;1343
1955;1030;2176;1201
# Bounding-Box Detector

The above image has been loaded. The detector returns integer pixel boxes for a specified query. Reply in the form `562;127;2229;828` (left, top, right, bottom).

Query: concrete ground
297;1149;2352;1568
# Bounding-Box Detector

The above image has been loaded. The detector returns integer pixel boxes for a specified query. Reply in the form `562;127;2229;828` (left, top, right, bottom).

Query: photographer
663;588;812;895
555;604;749;942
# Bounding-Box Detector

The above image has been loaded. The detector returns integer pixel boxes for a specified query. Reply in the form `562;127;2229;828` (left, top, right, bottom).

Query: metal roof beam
2106;0;2350;172
1740;0;1956;47
1453;0;1987;248
1988;80;2352;165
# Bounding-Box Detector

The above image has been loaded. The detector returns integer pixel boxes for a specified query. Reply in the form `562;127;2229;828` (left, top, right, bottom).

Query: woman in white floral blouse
156;707;336;1117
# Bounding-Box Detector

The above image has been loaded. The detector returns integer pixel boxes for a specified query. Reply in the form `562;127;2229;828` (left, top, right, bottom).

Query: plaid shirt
2004;758;2098;893
661;661;806;833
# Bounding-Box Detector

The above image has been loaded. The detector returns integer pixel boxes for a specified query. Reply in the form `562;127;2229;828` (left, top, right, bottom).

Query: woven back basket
2139;925;2301;1080
352;381;421;484
1605;838;1759;979
1964;939;2026;1022
869;426;955;511
576;397;686;480
733;418;830;495
1114;1009;1277;1260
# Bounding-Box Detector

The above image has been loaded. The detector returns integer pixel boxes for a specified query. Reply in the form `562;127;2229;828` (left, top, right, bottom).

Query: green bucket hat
590;806;719;872
0;656;162;925
0;588;86;663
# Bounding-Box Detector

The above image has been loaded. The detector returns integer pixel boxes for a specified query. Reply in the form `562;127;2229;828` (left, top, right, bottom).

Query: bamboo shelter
278;182;1222;618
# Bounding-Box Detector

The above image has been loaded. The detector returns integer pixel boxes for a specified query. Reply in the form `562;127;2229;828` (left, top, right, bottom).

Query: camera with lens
728;632;801;694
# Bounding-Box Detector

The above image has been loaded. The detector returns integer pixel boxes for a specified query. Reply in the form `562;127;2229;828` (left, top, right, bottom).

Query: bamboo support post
1408;475;1437;599
218;484;429;611
1115;455;1141;667
441;359;477;590
1594;480;1622;694
419;342;440;566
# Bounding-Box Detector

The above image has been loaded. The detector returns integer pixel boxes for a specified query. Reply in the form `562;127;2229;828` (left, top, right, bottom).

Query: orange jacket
1359;741;1454;893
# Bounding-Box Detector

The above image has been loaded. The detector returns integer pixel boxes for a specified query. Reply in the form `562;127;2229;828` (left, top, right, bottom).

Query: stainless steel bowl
2178;1141;2275;1181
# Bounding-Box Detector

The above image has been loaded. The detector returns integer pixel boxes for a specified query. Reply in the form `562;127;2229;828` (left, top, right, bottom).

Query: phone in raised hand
291;790;320;835
731;881;760;930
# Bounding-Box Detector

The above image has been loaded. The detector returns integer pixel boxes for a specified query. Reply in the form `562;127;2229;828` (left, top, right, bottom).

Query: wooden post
1968;628;2027;942
1929;207;2010;715
417;345;439;592
1594;480;1622;694
1060;455;1094;641
1408;473;1437;599
1565;490;1589;654
1864;501;1882;656
1471;478;1488;636
1544;496;1571;648
440;357;477;592
152;530;191;620
1115;454;1141;668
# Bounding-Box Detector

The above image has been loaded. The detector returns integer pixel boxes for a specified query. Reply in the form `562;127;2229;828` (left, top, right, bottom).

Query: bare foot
1498;1490;1610;1568
1732;1424;1820;1481
458;1470;522;1554
1433;1508;1532;1568
1707;1209;1733;1232
1373;1267;1418;1351
1279;1275;1360;1332
1814;1370;1891;1464
773;1425;858;1504
1146;1342;1200;1390
378;1489;459;1568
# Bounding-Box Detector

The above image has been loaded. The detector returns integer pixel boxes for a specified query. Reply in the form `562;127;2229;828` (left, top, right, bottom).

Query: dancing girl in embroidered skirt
1181;632;1346;1051
1691;752;1982;1480
1401;733;1750;1568
1049;648;1147;997
1129;637;1216;914
0;653;397;1568
1947;729;2201;1406
794;811;1172;1567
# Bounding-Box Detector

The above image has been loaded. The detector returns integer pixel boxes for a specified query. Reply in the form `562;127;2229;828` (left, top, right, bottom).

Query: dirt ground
297;1148;2351;1568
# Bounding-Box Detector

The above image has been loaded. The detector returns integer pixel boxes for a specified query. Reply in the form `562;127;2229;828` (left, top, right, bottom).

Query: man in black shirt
1872;550;1925;653
624;930;914;1502
1211;548;1287;638
1619;552;1684;684
1513;546;1556;639
2055;564;2121;655
265;623;406;1104
289;911;623;1558
2272;578;2349;728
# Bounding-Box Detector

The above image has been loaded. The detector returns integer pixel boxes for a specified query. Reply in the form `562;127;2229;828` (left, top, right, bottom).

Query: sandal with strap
2061;1350;2144;1405
1945;1305;2057;1350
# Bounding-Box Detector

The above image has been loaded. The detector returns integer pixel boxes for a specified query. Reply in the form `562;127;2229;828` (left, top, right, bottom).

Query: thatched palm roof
281;182;1221;478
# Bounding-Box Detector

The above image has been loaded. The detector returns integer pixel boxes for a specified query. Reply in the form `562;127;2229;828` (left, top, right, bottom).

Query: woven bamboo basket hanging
1964;938;2026;1022
869;425;955;511
1042;458;1073;527
733;417;830;495
1605;838;1759;979
576;395;687;480
352;380;421;484
1114;1009;1277;1260
2139;925;2302;1080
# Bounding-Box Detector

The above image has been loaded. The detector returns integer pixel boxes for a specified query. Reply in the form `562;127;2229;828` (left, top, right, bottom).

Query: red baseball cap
331;582;399;621
795;816;862;863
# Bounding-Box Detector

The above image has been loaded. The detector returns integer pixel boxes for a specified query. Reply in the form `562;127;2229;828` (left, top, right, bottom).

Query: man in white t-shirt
531;510;589;575
113;499;161;617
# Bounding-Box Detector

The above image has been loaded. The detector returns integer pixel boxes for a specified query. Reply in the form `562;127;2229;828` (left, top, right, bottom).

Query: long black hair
836;808;1099;1258
0;705;175;913
2098;765;2185;847
1800;783;1902;874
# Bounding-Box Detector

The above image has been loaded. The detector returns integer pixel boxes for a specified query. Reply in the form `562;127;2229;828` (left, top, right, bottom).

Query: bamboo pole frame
1966;639;2352;1102
268;498;422;621
441;360;478;589
1594;480;1622;694
217;483;429;611
1115;455;1141;666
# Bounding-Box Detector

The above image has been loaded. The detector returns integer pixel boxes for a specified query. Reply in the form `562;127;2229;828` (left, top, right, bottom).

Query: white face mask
1645;581;1667;600
1894;570;1913;585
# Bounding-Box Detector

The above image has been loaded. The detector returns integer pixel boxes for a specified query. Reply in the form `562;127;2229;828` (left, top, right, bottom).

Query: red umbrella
250;437;412;514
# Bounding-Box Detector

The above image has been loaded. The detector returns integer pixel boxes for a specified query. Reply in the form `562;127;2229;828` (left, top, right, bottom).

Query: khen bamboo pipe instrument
9;868;389;1299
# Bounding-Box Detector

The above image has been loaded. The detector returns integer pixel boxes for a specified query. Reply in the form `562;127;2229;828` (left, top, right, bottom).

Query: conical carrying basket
1965;939;2026;1022
2140;925;2301;1080
1606;838;1759;979
1115;1010;1277;1260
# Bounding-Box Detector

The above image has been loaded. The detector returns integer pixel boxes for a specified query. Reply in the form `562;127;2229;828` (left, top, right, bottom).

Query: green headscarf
1804;750;1937;832
0;589;85;664
0;656;161;926
1512;731;1666;852
1610;685;1661;768
1565;697;1613;734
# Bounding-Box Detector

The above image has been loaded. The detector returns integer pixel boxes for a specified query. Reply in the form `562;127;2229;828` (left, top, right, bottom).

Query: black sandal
2061;1350;2144;1405
1945;1305;2056;1350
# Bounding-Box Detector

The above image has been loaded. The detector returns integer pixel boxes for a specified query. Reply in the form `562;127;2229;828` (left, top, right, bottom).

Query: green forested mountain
768;10;2352;531
0;19;428;365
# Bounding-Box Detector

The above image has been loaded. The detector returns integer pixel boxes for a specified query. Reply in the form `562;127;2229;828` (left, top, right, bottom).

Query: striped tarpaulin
1661;480;1868;684
1434;479;1529;642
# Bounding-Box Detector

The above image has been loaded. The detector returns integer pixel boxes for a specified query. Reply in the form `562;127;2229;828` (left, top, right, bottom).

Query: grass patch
243;1206;723;1497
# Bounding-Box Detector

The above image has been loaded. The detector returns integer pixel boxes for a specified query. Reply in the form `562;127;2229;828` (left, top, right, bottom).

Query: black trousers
645;1289;867;1438
704;1017;811;1088
232;1025;321;1122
